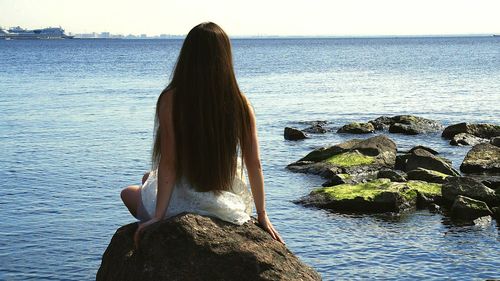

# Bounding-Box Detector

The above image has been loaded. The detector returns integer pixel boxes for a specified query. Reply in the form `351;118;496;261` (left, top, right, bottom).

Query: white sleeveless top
140;157;254;225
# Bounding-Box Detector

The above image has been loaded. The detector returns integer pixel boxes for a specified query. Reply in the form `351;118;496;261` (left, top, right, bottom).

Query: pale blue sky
1;0;499;36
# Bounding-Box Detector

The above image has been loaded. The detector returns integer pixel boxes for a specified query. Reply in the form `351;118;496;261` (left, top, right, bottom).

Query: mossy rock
325;151;375;167
288;135;397;177
296;179;441;213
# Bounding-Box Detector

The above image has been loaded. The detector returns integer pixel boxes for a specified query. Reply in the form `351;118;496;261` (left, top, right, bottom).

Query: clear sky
1;0;499;36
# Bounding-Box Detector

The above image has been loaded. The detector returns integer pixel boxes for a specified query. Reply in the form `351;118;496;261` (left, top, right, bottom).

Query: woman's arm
154;93;177;220
134;92;176;247
243;97;284;243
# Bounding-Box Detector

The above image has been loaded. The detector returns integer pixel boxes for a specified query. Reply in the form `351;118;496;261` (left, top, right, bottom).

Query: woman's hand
134;217;160;248
257;211;285;244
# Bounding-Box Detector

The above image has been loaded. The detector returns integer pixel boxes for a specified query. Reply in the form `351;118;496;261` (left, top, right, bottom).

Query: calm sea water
1;37;499;280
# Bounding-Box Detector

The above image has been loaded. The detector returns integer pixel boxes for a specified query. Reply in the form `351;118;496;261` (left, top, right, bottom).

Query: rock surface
407;168;449;183
287;135;397;177
337;122;375;134
460;143;500;173
407;145;439;155
303;124;328;134
377;169;407;182
397;148;460;176
450;195;493;220
492;207;500;221
97;213;321;281
441;176;497;206
491;136;500;147
442;122;500;139
295;179;442;213
367;115;442;135
284;127;307;141
450;133;488;146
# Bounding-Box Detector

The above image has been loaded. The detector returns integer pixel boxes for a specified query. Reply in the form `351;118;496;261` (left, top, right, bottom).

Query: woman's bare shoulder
158;89;174;114
240;92;255;114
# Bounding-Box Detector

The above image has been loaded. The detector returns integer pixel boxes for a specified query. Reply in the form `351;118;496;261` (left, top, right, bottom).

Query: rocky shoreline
285;116;500;224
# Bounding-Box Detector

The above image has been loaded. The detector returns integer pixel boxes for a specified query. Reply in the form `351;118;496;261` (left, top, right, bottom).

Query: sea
0;37;499;280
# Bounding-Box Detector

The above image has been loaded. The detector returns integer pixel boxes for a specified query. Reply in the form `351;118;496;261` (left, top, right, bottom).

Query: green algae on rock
296;179;442;213
288;135;397;177
326;151;375;167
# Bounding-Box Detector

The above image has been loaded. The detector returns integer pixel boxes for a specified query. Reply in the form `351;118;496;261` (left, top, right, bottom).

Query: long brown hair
152;22;252;192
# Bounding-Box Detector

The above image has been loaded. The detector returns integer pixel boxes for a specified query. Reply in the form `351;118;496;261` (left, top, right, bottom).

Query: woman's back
122;22;283;245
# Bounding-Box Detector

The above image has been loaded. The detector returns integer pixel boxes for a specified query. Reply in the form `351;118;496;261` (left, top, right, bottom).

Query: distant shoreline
63;34;500;40
2;34;498;41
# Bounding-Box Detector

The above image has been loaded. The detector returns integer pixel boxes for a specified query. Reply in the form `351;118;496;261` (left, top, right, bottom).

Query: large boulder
460;143;500;173
441;176;497;205
450;195;493;221
367;115;442;135
295;179;442;213
450;133;489;146
284;127;307;141
398;148;460;176
97;213;321;281
337;122;375;134
288;135;397;177
442;122;500;139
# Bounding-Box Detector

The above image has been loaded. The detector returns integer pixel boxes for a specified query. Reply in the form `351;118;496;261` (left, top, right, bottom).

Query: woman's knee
121;185;140;205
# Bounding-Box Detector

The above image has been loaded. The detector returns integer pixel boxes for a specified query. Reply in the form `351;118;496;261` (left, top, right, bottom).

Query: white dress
140;157;254;225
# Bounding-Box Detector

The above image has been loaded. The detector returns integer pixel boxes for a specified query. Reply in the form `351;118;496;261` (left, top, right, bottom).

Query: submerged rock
441;176;497;205
450;133;489;146
97;213;321;281
337;122;375;134
407;168;450;183
284;127;307;141
460;143;500;173
450;195;492;221
295;179;442;213
442;122;500;139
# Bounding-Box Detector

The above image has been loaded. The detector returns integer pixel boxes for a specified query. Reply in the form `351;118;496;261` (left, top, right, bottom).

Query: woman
120;22;284;245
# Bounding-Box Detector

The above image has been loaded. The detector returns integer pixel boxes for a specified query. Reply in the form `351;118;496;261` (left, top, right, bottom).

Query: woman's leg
121;185;141;218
